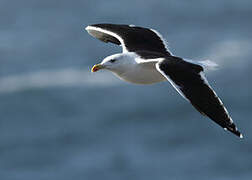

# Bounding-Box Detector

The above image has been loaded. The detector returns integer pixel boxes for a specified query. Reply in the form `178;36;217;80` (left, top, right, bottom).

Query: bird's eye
110;59;116;63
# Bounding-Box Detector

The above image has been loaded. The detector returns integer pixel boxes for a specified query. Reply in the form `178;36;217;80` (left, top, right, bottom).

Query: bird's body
113;62;166;84
106;52;166;84
86;23;243;138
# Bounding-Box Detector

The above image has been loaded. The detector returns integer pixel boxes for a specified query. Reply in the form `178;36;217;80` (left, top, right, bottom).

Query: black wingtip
224;127;243;139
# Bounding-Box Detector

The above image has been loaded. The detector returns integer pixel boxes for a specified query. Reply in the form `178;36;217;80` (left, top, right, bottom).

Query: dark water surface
0;0;251;179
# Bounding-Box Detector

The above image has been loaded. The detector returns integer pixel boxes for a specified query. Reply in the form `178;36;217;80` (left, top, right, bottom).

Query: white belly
112;64;166;84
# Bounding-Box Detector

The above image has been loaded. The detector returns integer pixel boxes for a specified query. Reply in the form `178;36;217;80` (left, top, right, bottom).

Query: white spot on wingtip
224;128;227;131
129;24;136;27
240;134;243;139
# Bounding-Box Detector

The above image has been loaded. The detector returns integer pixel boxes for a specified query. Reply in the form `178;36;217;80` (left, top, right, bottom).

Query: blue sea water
0;0;251;179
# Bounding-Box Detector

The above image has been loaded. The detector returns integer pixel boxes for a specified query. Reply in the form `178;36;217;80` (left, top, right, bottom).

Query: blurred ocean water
0;0;251;180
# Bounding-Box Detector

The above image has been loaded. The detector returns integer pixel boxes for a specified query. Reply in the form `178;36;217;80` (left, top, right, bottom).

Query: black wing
156;56;242;138
86;23;171;55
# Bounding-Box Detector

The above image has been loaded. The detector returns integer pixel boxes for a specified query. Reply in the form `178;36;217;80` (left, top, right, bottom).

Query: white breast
112;62;166;84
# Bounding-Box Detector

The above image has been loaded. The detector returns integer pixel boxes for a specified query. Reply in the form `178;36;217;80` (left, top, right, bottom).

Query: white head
91;52;137;74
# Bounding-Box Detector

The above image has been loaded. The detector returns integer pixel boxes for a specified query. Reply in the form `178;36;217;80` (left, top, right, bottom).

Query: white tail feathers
184;58;218;71
198;60;218;70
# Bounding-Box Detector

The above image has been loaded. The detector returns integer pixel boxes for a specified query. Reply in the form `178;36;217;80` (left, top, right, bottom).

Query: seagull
85;23;243;138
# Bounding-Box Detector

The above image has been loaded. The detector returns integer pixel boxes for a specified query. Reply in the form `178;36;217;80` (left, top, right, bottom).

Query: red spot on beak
91;64;103;72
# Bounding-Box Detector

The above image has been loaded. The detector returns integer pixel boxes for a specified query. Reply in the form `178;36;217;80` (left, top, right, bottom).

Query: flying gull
85;23;243;138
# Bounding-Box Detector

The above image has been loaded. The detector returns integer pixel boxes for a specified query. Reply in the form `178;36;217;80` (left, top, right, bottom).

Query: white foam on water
0;68;121;94
206;40;251;66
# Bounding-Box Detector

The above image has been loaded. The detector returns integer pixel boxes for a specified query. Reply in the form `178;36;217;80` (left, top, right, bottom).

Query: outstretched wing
85;24;171;55
156;56;243;138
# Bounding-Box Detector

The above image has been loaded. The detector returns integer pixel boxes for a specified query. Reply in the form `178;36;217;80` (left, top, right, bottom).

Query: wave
206;40;251;66
0;68;121;94
1;40;250;94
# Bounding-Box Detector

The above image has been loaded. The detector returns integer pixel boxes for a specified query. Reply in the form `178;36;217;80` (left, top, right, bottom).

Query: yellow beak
91;64;104;72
